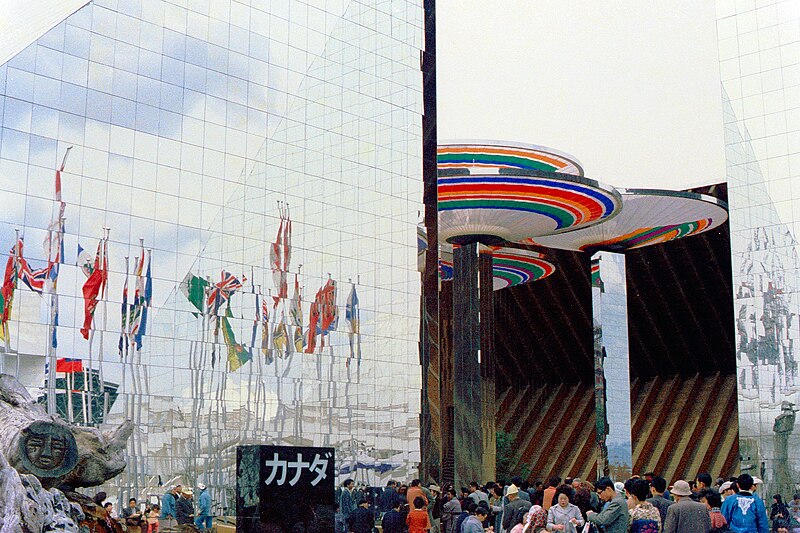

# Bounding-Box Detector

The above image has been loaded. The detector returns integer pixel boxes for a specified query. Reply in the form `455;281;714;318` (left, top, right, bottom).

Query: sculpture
0;373;133;531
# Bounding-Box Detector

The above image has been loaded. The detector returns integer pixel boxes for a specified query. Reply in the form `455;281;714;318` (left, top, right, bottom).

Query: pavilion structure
436;141;622;486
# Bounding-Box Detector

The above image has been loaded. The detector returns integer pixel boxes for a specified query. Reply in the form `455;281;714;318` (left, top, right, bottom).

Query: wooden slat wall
494;373;739;483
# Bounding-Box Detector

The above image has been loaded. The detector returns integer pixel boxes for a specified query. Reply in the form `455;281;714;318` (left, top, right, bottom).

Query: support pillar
453;243;482;488
479;249;496;483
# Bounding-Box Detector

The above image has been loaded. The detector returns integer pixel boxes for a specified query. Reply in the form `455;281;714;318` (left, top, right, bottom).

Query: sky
437;0;727;191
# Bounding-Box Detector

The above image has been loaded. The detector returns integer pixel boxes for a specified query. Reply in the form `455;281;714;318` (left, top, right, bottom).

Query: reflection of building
38;368;119;427
0;0;423;509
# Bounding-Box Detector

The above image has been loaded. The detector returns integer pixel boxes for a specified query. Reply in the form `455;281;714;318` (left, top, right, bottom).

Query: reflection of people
160;485;180;530
122;498;144;533
176;488;194;526
194;484;212;531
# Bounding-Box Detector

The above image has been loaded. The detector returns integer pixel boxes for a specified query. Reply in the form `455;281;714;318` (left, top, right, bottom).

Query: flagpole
11;228;20;377
95;226;111;426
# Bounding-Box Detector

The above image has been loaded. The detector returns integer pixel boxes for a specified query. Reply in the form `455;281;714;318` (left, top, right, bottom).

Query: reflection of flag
220;305;252;372
56;357;82;373
320;279;338;336
345;284;361;366
0;240;21;344
76;244;94;277
289;274;303;352
260;298;270;361
250;293;259;349
305;290;321;354
180;272;210;316
80;240;106;340
591;258;604;293
134;252;152;351
19;259;48;294
118;265;129;357
293;326;304;353
272;319;288;356
270;217;287;303
207;271;244;316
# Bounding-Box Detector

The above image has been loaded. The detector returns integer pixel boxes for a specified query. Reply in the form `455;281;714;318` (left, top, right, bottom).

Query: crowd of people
337;472;800;533
87;484;212;532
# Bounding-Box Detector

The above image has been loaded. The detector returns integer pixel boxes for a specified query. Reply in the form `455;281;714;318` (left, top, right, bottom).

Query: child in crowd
146;504;160;533
407;496;432;533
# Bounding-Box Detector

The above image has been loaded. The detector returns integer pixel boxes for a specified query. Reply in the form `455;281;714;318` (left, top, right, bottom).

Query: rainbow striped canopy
528;188;729;252
438;141;621;245
438;244;555;290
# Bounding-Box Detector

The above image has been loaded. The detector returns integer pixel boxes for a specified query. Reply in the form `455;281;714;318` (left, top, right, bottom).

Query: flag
272;318;288;356
18;259;49;294
77;244;94;277
305;295;321;354
129;248;145;341
270;216;287;304
250;293;259;349
180;272;210;316
283;212;291;274
260;297;270;361
207;271;244;316
118;264;130;357
0;240;21;344
134;251;152;351
289;274;303;352
320;279;338;335
220;304;251;371
345;284;361;366
591;258;604;293
80;240;105;340
56;357;82;373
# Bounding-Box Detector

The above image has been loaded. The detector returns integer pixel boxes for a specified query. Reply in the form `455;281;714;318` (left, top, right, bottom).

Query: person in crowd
522;504;548;533
662;479;711;533
407;496;432;533
719;481;734;501
789;494;800;529
628;478;661;533
490;484;505;533
348;492;374;533
698;488;728;533
175;488;194;527
469;481;489;507
644;472;671;501
646;475;674;525
334;504;346;533
546;486;584;533
586;477;628;533
408;479;429;509
772;494;792;532
193;483;211;531
122;498;144;533
623;479;637;511
462;505;490;533
340;479;357;522
382;498;406;533
543;478;561;511
512;477;532;502
103;502;115;519
504;484;533;531
695;473;714;500
160;485;180;529
428;484;442;533
720;474;769;533
573;484;593;522
379;480;399;516
146;504;160;533
442;488;463;533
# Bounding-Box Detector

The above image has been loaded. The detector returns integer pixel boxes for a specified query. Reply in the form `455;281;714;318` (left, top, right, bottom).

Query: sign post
236;445;335;531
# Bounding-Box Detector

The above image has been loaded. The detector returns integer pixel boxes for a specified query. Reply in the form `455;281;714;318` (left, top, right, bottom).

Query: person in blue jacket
194;483;212;531
720;474;769;533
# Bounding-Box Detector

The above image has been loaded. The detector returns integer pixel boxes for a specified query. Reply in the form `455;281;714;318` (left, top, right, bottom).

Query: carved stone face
18;421;77;477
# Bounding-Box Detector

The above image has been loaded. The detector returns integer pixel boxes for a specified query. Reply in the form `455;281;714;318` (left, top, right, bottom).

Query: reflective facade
0;0;424;510
592;252;632;480
717;0;800;497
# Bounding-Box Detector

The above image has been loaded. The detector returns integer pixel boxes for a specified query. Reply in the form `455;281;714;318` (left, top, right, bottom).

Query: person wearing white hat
194;483;212;531
503;485;532;531
718;481;734;501
176;487;194;526
662;480;711;533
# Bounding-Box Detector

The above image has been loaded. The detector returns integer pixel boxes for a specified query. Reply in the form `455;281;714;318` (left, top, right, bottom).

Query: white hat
614;481;625;493
671;480;692;497
507;484;519;496
753;477;763;485
719;481;732;492
197;483;206;490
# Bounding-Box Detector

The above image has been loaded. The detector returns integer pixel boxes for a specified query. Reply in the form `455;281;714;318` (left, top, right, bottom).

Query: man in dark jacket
382;499;405;533
176;489;195;525
348;494;374;533
379;480;399;515
587;477;628;533
647;476;674;524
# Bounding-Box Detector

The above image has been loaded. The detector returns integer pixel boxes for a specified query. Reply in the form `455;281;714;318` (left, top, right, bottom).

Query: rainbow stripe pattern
582;219;714;251
438;143;582;175
491;247;555;290
438;248;555;290
438;175;618;232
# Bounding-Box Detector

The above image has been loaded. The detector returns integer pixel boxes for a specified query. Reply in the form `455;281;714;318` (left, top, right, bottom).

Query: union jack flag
19;260;50;294
207;271;245;315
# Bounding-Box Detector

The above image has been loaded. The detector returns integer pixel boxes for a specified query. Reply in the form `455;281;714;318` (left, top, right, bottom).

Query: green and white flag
180;272;209;316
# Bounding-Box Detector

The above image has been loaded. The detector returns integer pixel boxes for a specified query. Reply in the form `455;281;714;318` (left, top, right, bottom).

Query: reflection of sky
0;0;424;488
594;252;632;462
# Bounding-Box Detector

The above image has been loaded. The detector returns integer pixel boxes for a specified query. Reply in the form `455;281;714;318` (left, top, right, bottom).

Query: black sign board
236;445;335;532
